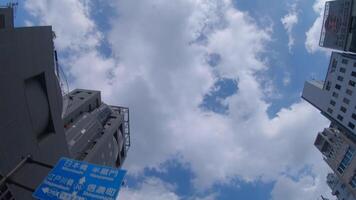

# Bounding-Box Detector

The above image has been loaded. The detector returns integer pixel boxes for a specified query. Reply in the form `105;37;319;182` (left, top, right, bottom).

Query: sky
5;0;338;199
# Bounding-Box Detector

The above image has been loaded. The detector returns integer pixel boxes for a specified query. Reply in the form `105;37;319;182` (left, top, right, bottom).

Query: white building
303;52;356;137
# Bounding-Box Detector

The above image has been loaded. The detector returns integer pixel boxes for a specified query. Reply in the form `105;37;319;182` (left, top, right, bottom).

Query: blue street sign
33;157;126;200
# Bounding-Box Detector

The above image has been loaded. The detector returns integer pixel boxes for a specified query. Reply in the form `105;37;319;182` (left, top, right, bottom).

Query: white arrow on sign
79;177;86;185
42;187;49;194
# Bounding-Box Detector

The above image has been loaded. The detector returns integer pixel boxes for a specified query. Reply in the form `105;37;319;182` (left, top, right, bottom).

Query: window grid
337;147;355;174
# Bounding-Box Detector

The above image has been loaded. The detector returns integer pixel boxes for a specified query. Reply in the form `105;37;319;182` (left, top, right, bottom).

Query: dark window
346;89;353;96
335;84;341;90
352;114;356;120
349;80;356;87
326;81;331;91
330;100;336;106
337;115;344;121
0;15;4;29
337;147;355;174
340;67;346;73
327;108;333;114
352;71;356;78
332;92;339;98
337;76;344;81
343;98;350;105
341;106;347;113
349;122;355;129
350;175;356;188
342;59;348;64
354;62;356;67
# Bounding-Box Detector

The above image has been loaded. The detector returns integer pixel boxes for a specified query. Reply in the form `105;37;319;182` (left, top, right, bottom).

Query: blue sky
9;0;335;199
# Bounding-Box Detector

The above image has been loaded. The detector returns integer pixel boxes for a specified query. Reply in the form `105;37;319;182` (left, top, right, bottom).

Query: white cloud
24;0;101;51
119;178;180;200
24;0;332;198
305;0;328;53
281;4;298;52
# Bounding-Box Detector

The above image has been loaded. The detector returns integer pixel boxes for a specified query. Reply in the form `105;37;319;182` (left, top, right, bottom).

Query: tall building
319;0;356;53
314;126;356;198
303;52;356;139
0;5;130;199
303;11;356;198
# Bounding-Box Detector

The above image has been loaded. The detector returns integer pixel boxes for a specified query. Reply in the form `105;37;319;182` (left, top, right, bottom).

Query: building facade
320;0;356;53
303;52;356;138
303;31;356;200
0;6;130;200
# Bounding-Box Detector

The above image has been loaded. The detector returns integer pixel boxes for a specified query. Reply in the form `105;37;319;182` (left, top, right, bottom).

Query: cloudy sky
10;0;336;199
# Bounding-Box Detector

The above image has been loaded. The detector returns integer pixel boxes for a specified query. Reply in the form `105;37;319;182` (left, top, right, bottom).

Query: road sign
33;157;126;200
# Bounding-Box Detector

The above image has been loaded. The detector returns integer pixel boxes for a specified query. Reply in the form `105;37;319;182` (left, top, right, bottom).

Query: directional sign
33;157;126;200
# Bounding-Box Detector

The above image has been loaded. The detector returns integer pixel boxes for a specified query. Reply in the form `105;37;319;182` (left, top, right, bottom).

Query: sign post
33;158;126;200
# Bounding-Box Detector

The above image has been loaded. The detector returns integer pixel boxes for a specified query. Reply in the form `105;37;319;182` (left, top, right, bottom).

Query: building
319;0;356;53
327;173;355;200
314;126;356;199
0;5;130;200
302;48;356;199
303;52;356;139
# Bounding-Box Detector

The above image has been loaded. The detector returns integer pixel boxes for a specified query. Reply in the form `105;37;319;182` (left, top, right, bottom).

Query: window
326;81;331;91
337;147;355;174
342;59;349;64
354;62;356;67
330;100;336;106
350;175;356;188
352;113;356;120
327;108;333;114
337;115;344;121
349;80;356;87
335;84;341;90
340;67;346;73
343;98;350;105
349;122;355;129
341;106;347;113
346;89;353;96
332;92;339;98
0;14;4;29
352;71;356;78
337;76;344;81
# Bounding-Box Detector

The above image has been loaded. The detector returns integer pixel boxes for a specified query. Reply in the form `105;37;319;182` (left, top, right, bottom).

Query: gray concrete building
315;126;356;199
327;173;355;200
0;6;130;199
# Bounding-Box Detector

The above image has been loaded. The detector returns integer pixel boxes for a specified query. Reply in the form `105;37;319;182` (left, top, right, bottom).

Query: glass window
352;71;356;78
337;147;355;174
0;15;4;29
340;67;346;73
349;122;355;129
335;84;341;90
346;89;353;96
337;115;344;121
341;106;347;113
350;175;356;188
352;114;356;120
343;98;350;105
349;80;356;87
332;92;339;98
330;100;336;106
342;59;349;64
327;108;333;114
326;81;331;91
337;76;344;81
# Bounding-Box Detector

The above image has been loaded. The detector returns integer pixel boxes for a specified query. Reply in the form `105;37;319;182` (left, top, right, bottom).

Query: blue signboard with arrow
33;158;126;200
